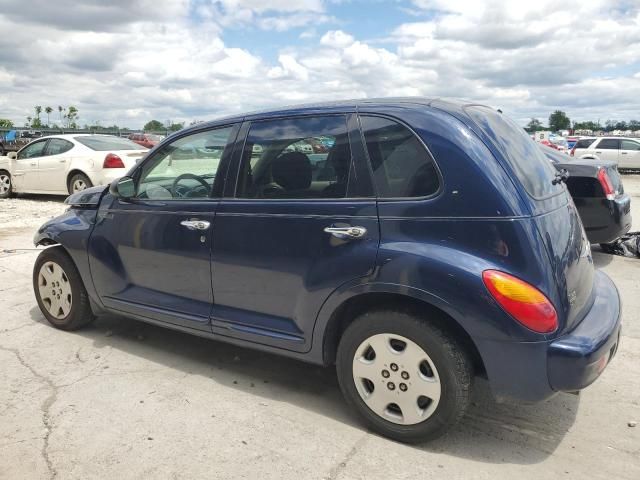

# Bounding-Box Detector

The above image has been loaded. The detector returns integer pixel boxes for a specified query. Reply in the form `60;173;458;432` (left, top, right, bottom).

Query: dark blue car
32;98;621;443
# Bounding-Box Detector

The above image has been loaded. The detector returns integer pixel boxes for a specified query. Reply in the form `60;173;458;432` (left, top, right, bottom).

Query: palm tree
58;105;63;125
34;105;42;123
45;106;53;127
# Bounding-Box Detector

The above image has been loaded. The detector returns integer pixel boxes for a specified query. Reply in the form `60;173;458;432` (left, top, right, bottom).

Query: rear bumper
476;270;621;403
583;194;632;244
547;270;621;392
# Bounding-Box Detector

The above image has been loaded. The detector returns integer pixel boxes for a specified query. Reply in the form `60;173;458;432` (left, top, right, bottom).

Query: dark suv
32;98;621;443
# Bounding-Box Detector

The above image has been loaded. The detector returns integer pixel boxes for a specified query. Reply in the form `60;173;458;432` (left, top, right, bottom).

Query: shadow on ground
30;306;579;464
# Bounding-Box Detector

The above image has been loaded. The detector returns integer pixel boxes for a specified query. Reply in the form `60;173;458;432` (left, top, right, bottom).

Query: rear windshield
465;106;560;199
75;136;144;151
575;138;596;149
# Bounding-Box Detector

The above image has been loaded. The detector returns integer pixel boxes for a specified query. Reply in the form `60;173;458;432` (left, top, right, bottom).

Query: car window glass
360;116;439;198
236;116;350;199
621;140;640;151
75;136;142;151
46;139;74;156
18;140;47;159
597;139;619;150
135;126;233;200
575;138;596;149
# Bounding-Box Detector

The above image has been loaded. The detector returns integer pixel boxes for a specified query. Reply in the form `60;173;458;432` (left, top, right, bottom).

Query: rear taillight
103;153;125;168
482;270;558;333
597;168;615;200
570;146;576;156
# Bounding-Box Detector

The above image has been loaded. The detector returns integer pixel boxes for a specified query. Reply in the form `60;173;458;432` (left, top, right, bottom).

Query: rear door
593;138;620;162
209;114;379;352
620;139;640;168
37;138;74;191
465;106;595;333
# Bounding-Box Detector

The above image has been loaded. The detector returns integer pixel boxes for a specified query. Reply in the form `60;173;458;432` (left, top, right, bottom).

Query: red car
128;133;164;149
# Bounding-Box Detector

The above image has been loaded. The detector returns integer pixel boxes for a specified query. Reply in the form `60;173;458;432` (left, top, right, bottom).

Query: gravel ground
0;183;639;479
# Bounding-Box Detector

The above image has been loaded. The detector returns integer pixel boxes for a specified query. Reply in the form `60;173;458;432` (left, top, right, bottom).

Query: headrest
272;151;312;191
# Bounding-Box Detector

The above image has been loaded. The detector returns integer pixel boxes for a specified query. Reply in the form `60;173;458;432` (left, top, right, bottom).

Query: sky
0;0;639;129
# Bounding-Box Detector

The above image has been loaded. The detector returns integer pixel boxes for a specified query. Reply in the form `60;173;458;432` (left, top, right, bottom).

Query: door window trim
226;113;374;202
356;113;444;202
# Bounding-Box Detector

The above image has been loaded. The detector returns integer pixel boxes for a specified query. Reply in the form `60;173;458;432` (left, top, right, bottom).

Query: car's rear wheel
68;173;93;194
0;170;12;198
336;309;472;443
33;246;95;330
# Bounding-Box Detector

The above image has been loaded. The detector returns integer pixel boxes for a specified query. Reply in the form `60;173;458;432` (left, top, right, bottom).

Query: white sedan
0;134;148;198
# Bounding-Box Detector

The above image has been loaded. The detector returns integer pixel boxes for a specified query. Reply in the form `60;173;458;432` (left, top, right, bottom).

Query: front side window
46;139;74;156
18;140;47;159
597;139;619;150
135;126;233;200
236;116;351;199
360;116;439;198
621;140;640;151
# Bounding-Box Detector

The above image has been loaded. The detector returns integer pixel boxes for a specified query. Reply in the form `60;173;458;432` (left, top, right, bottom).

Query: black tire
68;173;93;194
0;170;12;199
336;309;472;443
33;246;95;331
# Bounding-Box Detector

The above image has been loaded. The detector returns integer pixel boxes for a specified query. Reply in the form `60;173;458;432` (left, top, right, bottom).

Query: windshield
75;136;145;151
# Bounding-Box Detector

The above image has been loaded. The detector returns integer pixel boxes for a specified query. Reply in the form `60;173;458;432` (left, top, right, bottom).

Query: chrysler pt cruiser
32;98;621;442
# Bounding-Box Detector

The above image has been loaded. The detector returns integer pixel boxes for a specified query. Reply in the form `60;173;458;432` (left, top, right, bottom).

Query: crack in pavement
325;434;368;480
0;346;59;480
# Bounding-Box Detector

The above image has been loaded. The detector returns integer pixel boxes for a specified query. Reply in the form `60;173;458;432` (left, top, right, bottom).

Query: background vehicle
0;130;35;155
572;136;640;168
0;134;147;197
31;98;621;443
541;144;631;244
128;133;164;149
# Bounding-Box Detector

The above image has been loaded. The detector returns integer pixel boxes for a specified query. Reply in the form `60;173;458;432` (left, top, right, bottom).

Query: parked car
572;136;640;169
541;144;631;245
32;98;621;443
128;133;164;149
0;129;35;155
0;134;147;197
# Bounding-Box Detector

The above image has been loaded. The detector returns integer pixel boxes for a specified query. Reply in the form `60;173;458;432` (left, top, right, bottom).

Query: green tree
58;105;64;125
34;105;42;124
0;119;13;128
65;106;79;128
168;122;184;132
525;118;543;132
144;119;165;131
45;106;53;127
548;110;571;132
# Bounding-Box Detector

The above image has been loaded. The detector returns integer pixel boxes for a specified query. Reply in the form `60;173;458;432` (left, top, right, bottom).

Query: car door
620;139;640;168
593;138;620;162
210;114;379;352
12;139;49;192
88;124;238;330
37;138;75;192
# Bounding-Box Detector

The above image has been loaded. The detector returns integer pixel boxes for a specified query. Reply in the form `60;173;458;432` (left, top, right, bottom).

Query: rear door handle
324;226;367;239
180;219;210;231
621;152;628;155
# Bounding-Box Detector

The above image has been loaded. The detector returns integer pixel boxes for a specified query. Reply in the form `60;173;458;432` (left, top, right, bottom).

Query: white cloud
320;30;355;48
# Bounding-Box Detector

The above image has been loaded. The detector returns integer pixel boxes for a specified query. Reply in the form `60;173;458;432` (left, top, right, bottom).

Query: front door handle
324;226;367;239
180;219;210;231
621;152;628;155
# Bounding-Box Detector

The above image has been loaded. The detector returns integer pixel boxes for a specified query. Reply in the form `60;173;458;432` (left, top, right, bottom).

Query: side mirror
109;176;136;199
8;152;17;160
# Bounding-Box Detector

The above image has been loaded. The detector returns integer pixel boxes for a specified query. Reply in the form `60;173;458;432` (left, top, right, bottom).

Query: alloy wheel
72;179;87;192
352;333;441;425
0;174;10;195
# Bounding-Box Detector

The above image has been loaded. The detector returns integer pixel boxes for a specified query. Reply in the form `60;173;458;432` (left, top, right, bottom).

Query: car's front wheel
0;170;12;198
68;173;93;194
33;246;95;330
336;309;473;443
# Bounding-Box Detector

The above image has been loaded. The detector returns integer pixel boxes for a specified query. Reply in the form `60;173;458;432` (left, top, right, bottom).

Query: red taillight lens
570;146;576;156
482;270;558;333
597;168;615;200
103;153;125;168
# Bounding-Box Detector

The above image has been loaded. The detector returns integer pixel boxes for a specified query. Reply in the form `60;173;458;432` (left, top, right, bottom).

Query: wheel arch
66;169;91;191
318;287;485;376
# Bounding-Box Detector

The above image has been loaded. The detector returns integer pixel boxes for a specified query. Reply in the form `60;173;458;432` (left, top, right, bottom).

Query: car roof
178;97;483;134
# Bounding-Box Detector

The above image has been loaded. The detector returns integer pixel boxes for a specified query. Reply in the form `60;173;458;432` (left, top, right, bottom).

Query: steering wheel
171;173;210;198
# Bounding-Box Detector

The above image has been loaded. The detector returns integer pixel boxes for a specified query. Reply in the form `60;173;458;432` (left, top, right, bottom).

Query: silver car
572;136;640;168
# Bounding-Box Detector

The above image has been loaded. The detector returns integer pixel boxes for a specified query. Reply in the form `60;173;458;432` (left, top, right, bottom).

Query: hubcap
0;174;10;194
352;333;441;425
72;179;86;192
37;261;72;319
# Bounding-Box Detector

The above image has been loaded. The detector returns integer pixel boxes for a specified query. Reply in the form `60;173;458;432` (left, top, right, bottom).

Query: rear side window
575;138;596;149
597;139;619;150
46;138;74;155
465;106;559;199
621;140;640;151
360;116;439;198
